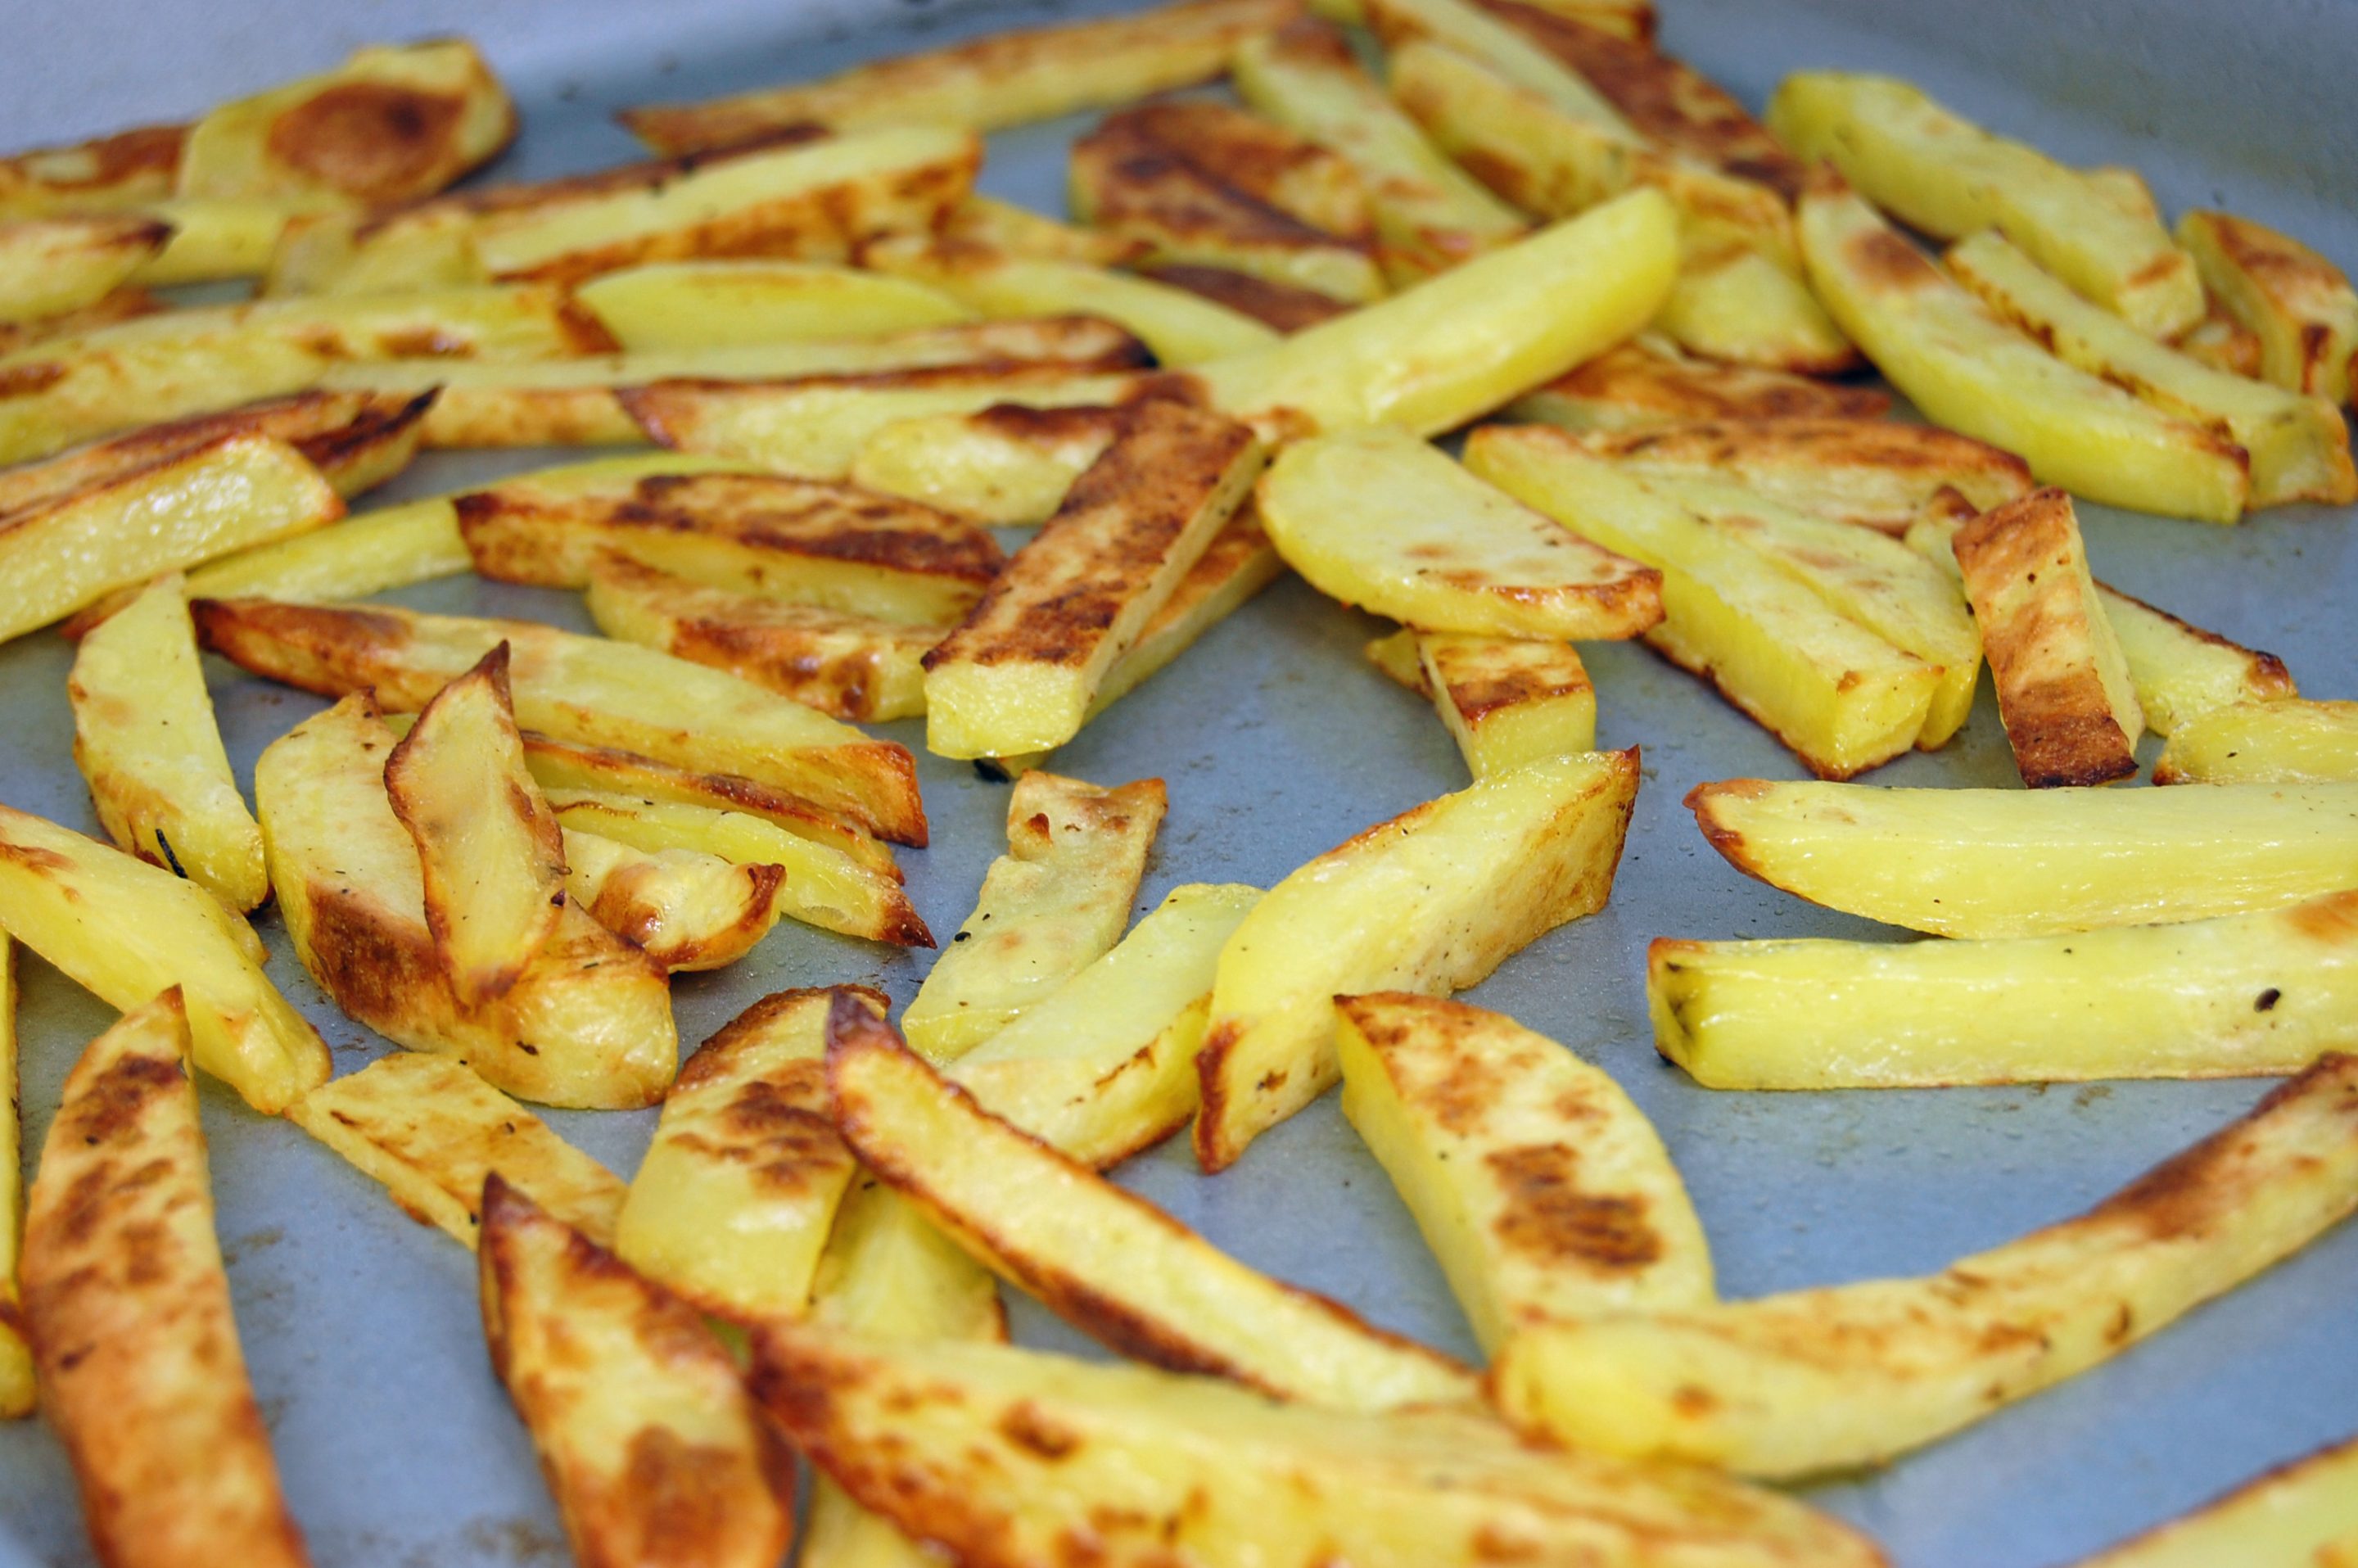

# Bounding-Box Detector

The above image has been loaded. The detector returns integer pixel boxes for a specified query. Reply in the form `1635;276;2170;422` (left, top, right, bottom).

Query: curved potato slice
562;830;784;973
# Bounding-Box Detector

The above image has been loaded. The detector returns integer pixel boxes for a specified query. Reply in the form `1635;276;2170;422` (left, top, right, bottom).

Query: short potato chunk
2179;210;2358;405
1416;634;1597;776
560;829;784;973
1335;993;1713;1353
2156;700;2358;786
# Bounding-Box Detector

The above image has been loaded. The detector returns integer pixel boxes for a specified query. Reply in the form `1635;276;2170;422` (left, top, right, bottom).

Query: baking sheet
2;0;2356;1563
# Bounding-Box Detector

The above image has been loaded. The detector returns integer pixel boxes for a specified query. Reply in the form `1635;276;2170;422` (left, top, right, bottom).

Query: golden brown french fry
621;0;1300;151
1651;239;1859;376
192;597;928;846
902;773;1167;1061
258;695;677;1109
0;938;28;1420
0;284;162;355
2173;293;2266;382
479;1177;794;1568
0;214;169;323
165;496;470;610
2179;210;2358;405
850;402;1122;526
0;122;185;218
22;992;310;1568
1197;750;1638;1170
2156;701;2358;786
897;252;1281;366
829;999;1479;1409
1491;1055;2358;1478
514;731;892;847
1416;633;1597;775
1506;335;1892;432
1139;260;1356;331
285;1052;626;1249
561;829;784;974
574;258;972;349
613;987;881;1322
127;196;310;287
2067;1432;2358;1568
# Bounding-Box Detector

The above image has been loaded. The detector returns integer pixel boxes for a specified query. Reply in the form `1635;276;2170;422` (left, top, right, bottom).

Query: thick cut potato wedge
575;260;973;350
258;696;678;1109
285;1052;625;1248
1651;242;1858;376
0;803;326;1113
1140;260;1354;331
612;987;880;1322
903;253;1281;366
1506;334;1891;432
0;434;342;644
1416;634;1597;776
851;402;1121;526
1198;750;1638;1170
1336;993;1712;1353
902;774;1166;1060
479;1178;794;1568
2069;1432;2358;1568
0;214;169;323
2179;210;2358;405
622;0;1298;151
1199;185;1678;436
545;788;926;948
21;992;309;1568
1652;890;2358;1088
1689;776;2358;938
924;401;1264;758
1955;488;2143;786
1467;427;1940;777
1259;427;1661;639
562;829;783;973
462;464;1004;621
0;938;23;1419
752;1324;1883;1568
68;576;267;911
1232;17;1529;283
1570;416;2030;532
1070;103;1385;305
2157;701;2358;786
1492;1054;2358;1478
1796;184;2247;522
0;122;185;218
951;884;1260;1168
1950;232;2356;508
829;1000;1479;1408
192;597;928;846
585;555;937;723
384;644;571;1004
175;39;512;206
1768;72;2202;337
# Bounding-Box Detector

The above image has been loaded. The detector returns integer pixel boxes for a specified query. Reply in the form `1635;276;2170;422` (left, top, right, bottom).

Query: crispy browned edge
2097;581;2296;700
1532;343;1894;425
255;45;517;207
824;993;1475;1394
1575;416;2031;511
1073;106;1375;265
1955;487;2140;789
1430;644;1593;728
580;854;785;970
1139;260;1353;332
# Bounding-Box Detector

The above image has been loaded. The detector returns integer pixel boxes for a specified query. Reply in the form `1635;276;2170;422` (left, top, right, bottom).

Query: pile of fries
1;0;2356;1563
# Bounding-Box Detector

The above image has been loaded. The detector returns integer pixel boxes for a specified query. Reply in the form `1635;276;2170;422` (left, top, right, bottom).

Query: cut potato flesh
574;259;973;350
849;403;1121;526
914;254;1280;367
1416;633;1598;776
561;829;784;973
1506;335;1891;432
2157;700;2358;785
2178;210;2358;405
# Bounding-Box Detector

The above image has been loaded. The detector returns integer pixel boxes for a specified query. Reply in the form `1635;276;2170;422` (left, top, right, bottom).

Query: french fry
899;253;1281;366
923;401;1264;759
0;214;169;323
1653;888;2358;1089
1490;1055;2358;1478
621;0;1299;151
478;1178;795;1568
168;496;471;608
21;992;310;1568
259;696;678;1109
612;987;881;1322
901;773;1166;1061
383;644;571;1004
585;554;938;723
0;803;327;1113
891;192;1153;269
1506;335;1892;432
1335;992;1713;1352
1415;634;1597;775
573;259;974;350
1955;488;2143;786
1949;231;2356;508
2067;1431;2358;1568
1796;182;2247;522
1466;426;1942;777
0;938;27;1420
68;575;266;912
284;1052;626;1248
2179;210;2358;404
0;434;343;644
1569;416;2030;532
829;999;1479;1409
1769;71;2203;337
1232;17;1529;283
1366;0;1634;129
749;1323;1883;1568
1201;186;1678;436
0;122;185;218
1651;240;1858;375
544;788;930;948
513;730;892;846
0;283;161;355
191;598;928;845
950;884;1261;1168
1141;260;1355;331
129;196;310;287
1197;749;1638;1171
174;38;513;206
1688;776;2358;938
851;402;1122;525
2157;701;2358;786
461;464;1005;621
1257;426;1663;639
2174;293;2267;382
562;829;783;973
1366;624;1432;693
